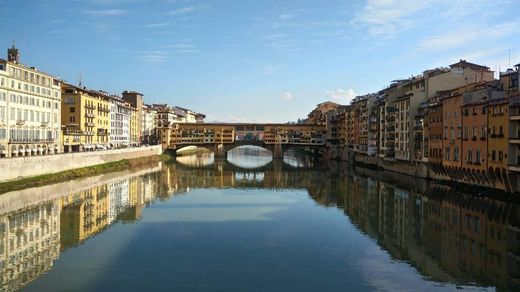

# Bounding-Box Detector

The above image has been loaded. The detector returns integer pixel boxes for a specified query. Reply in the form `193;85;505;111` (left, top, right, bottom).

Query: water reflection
227;146;272;169
176;152;214;167
0;155;518;291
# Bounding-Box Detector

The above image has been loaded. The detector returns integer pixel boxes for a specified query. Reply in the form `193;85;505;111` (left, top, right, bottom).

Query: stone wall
0;145;162;182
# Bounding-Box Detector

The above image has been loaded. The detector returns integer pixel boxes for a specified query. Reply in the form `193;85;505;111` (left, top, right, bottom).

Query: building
0;45;62;158
122;90;144;145
129;106;139;146
108;95;132;148
442;87;465;170
61;83;110;152
142;104;157;144
424;97;444;165
425;60;495;98
509;96;520;174
487;98;509;174
307;101;340;125
395;76;427;161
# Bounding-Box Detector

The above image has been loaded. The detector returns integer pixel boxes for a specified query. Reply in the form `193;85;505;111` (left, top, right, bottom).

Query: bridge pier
272;143;283;159
214;144;227;159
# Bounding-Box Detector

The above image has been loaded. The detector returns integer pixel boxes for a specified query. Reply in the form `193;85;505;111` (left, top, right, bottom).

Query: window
454;148;459;161
492;150;496;161
467;150;472;163
476;150;481;164
70;107;75;113
445;148;450;161
499;151;503;161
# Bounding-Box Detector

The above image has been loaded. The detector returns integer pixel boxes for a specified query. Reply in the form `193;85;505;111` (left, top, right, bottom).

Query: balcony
64;129;82;135
84;131;95;136
85;122;95;127
98;106;110;112
16;119;25;126
85;104;96;110
9;138;55;143
97;129;108;136
85;113;95;118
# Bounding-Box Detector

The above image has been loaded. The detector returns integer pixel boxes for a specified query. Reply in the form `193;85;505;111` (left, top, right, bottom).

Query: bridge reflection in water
0;155;519;291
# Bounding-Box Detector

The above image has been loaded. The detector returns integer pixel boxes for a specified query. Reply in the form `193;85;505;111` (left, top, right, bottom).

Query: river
1;147;518;291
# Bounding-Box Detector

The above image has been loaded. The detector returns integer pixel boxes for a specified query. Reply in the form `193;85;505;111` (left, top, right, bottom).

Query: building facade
61;83;110;152
108;96;132;148
0;45;62;158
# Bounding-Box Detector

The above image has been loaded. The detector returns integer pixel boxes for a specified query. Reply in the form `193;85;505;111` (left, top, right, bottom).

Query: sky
0;0;519;123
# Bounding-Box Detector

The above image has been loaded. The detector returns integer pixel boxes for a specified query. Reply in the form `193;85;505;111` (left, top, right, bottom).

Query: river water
1;147;519;291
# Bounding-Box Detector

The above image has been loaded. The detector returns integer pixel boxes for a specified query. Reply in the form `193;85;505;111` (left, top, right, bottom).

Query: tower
7;42;19;63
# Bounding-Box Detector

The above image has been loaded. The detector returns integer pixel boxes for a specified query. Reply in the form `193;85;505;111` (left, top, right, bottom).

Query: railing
85;122;95;127
98;106;110;112
85;113;95;118
85;104;96;110
9;138;55;143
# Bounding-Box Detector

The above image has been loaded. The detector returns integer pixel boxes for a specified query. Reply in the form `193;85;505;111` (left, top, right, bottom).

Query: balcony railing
85;113;95;118
85;104;96;110
85;122;95;127
9;138;55;143
98;106;110;112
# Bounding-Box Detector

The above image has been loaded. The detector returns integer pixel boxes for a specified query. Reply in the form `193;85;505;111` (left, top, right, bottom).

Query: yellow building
61;83;110;152
130;107;139;146
60;185;110;248
487;98;509;173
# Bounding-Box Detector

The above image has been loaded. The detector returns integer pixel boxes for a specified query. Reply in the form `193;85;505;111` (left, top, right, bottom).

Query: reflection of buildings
60;185;110;248
0;164;162;289
327;167;520;291
0;155;518;291
0;200;61;291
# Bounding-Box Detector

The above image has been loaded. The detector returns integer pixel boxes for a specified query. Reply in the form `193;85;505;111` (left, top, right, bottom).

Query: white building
108;178;130;223
108;95;132;148
0;45;61;158
142;104;157;144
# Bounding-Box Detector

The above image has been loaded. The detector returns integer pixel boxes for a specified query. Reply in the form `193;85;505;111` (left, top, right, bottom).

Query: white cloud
418;21;520;51
143;22;170;28
170;6;195;15
354;0;434;36
170;5;209;16
137;51;169;65
84;9;127;16
282;91;294;101
325;89;356;104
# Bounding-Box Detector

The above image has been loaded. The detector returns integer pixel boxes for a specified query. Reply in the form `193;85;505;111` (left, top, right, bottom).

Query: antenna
79;73;82;87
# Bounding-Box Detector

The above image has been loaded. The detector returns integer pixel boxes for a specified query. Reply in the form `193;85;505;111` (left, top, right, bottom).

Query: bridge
157;123;327;158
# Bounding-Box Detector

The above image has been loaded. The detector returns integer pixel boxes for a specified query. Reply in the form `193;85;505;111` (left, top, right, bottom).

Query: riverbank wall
0;145;162;182
334;148;519;193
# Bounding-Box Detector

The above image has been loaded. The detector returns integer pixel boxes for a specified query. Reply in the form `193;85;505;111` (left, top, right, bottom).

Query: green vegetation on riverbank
0;154;173;194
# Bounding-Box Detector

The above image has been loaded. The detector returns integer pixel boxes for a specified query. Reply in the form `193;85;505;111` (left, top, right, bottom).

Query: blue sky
1;0;519;122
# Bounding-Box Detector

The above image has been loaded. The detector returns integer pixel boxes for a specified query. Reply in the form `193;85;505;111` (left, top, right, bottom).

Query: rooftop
450;59;490;71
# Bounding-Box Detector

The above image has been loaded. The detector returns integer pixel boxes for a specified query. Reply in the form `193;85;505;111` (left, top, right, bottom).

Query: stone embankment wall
1;145;162;182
